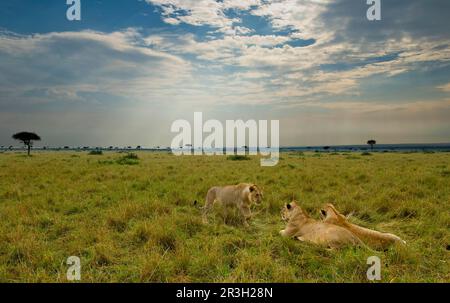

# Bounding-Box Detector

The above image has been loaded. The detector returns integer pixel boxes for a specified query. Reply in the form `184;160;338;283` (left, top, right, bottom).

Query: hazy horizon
2;138;450;150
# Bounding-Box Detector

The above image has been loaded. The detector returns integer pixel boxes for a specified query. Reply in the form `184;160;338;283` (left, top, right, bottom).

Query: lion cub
320;204;406;249
280;201;362;249
202;183;263;226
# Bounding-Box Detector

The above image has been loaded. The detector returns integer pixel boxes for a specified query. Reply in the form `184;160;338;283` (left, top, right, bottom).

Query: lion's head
281;201;308;222
248;184;263;205
320;203;348;225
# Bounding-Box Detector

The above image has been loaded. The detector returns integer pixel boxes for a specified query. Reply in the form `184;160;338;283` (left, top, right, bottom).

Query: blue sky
0;0;449;147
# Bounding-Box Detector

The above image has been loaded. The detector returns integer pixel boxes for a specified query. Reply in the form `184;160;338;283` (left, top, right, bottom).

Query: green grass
0;151;449;282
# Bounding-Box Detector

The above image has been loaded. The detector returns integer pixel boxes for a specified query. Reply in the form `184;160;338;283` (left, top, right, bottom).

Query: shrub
123;153;139;160
227;155;250;161
89;150;103;155
116;153;139;165
440;170;450;177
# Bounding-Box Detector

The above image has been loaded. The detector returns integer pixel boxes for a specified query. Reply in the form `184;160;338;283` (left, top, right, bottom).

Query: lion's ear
327;204;340;216
286;203;292;210
249;185;256;192
320;209;327;216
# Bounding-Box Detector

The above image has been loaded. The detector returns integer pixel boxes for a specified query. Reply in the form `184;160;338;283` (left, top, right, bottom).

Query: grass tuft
116;153;139;165
227;155;250;161
88;150;103;155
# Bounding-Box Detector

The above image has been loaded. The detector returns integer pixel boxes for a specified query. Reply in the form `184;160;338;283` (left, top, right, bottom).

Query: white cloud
146;0;260;34
437;82;450;92
0;29;192;106
251;0;333;41
143;0;450;102
298;99;450;113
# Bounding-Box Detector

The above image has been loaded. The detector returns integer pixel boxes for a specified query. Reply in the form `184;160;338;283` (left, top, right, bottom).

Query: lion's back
297;221;362;248
210;184;249;205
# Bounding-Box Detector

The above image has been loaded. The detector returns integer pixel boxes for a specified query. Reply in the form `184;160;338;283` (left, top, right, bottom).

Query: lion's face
248;185;263;205
281;201;303;221
320;204;346;225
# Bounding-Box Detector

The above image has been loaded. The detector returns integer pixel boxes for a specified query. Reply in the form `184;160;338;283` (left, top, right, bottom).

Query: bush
361;152;372;156
123;153;139;160
89;150;103;155
116;153;139;165
423;150;435;154
227;155;250;161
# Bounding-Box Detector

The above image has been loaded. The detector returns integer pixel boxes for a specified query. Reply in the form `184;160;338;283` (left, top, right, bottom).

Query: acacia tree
12;132;41;156
367;139;377;151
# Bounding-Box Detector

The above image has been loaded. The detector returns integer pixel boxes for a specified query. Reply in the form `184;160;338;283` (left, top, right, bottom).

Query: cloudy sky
0;0;449;147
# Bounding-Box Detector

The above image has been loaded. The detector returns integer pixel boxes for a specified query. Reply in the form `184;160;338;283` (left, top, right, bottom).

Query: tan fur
321;204;406;249
280;201;363;249
202;183;263;226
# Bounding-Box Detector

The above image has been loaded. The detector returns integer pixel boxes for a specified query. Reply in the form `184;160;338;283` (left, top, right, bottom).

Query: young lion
320;204;406;249
280;201;362;249
202;183;263;226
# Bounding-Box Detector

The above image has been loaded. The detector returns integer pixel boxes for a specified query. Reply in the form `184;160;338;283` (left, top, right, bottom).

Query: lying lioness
202;183;263;226
320;204;406;249
280;201;362;249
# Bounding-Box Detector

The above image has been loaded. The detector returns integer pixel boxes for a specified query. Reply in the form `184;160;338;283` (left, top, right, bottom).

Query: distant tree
367;139;377;151
323;146;331;152
12;132;41;156
137;146;142;150
243;145;249;155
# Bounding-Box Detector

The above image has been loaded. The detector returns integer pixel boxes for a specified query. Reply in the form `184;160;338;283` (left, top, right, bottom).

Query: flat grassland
0;151;449;282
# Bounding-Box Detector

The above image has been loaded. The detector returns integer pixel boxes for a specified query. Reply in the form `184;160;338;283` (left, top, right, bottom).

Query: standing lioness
202;183;263;226
280;201;363;249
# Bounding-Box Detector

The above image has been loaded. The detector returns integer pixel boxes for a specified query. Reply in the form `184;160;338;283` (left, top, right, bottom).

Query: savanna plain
0;151;449;282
